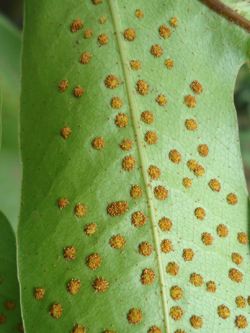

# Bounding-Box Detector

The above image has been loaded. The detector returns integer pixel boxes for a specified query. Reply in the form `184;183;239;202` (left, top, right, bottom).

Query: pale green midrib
108;1;170;332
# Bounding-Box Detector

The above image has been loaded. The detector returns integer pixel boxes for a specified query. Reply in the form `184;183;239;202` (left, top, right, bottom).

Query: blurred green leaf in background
0;13;21;229
0;9;23;332
0;212;22;333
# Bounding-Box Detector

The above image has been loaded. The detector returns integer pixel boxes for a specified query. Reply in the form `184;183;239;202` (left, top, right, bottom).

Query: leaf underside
0;212;22;332
19;1;250;332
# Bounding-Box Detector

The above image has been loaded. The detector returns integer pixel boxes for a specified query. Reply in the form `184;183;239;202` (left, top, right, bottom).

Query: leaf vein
108;1;171;332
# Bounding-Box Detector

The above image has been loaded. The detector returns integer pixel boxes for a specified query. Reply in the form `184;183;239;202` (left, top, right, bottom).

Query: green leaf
18;1;250;332
0;14;21;149
0;15;23;333
0;150;22;230
0;14;22;229
0;212;22;332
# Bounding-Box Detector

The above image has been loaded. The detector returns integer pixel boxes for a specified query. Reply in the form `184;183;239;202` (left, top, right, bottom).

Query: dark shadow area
0;0;23;28
235;63;250;192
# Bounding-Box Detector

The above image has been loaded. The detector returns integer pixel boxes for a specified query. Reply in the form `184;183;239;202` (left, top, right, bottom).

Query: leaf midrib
108;1;170;332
